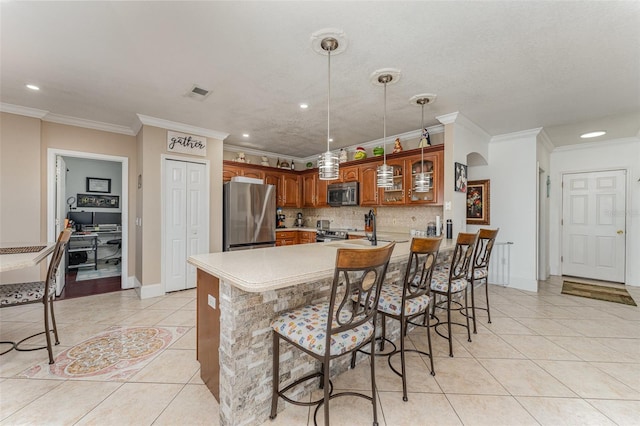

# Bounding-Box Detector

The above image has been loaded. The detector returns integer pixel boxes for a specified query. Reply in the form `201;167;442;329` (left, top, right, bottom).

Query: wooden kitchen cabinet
222;164;243;182
359;163;380;206
406;151;441;204
275;230;298;246
301;171;331;207
380;159;406;205
341;166;359;182
298;231;316;244
280;172;301;207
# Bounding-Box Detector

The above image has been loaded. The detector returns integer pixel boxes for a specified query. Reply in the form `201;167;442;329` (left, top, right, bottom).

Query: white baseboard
134;281;165;299
508;276;539;292
123;275;136;289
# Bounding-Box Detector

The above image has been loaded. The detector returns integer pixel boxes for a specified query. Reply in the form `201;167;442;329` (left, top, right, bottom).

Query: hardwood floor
58;270;123;300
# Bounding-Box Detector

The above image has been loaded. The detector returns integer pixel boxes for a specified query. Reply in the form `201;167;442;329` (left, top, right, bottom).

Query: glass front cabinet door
381;160;405;205
408;156;436;204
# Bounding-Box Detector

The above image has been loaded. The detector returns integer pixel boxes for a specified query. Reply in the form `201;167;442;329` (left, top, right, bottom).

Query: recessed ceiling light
242;133;250;138
26;84;40;91
299;103;309;109
580;131;606;139
328;138;333;142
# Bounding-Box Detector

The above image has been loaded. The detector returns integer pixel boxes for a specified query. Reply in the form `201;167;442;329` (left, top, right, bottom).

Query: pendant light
371;69;401;189
317;37;339;180
410;93;437;192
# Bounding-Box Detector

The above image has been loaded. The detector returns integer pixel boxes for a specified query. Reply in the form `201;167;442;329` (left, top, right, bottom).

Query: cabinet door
281;173;301;207
301;173;317;207
407;153;439;204
316;178;329;207
223;165;243;182
341;166;359;182
264;171;282;205
381;159;406;205
242;168;265;180
359;163;380;206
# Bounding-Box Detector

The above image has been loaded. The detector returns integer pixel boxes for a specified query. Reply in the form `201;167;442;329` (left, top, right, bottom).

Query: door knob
617;230;624;235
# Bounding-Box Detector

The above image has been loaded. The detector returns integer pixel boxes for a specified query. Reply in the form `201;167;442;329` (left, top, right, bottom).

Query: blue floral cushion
271;302;374;356
431;270;467;293
376;284;430;317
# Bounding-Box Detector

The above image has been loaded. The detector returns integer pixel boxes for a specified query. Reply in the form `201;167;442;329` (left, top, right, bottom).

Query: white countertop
276;227;317;232
0;242;56;273
188;236;456;293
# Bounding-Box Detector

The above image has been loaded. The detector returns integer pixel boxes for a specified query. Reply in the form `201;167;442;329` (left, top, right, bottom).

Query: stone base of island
188;236;455;425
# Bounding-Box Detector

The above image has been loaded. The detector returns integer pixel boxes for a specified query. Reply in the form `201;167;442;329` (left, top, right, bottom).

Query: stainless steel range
316;229;349;242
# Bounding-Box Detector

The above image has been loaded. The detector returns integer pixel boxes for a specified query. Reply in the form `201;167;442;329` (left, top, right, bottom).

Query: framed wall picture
466;179;490;225
454;162;467;192
77;194;120;208
86;177;111;193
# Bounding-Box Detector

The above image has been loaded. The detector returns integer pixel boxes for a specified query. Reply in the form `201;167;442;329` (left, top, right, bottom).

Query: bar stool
0;229;72;364
270;243;395;426
430;232;479;357
468;228;500;333
369;237;441;401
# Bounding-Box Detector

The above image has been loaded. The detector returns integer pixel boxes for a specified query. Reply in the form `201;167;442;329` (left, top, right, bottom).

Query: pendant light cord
327;49;331;151
383;80;387;165
420;101;424;171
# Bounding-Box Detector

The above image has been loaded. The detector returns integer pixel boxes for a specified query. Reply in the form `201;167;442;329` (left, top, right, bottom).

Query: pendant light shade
373;71;399;189
410;94;437;193
318;37;340;180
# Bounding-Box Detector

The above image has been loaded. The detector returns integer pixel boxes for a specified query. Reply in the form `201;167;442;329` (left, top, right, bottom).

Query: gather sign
167;131;207;156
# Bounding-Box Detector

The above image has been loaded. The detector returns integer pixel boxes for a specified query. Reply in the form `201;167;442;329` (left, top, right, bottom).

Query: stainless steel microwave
327;182;359;206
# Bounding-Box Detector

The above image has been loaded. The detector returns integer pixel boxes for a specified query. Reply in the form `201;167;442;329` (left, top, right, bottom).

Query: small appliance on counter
294;212;304;228
316;220;330;230
276;208;286;229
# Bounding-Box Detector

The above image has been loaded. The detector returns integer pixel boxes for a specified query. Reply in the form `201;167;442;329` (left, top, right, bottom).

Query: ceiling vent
186;85;211;100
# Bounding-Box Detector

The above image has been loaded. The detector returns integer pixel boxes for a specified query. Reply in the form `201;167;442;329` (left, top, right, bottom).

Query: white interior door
55;156;67;295
186;162;208;288
562;170;626;282
164;159;209;292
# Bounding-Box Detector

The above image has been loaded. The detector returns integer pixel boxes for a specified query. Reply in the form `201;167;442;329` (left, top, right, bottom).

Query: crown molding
44;113;136;136
136;114;229;141
435;111;491;141
0;103;48;119
491;127;543;144
552;136;639;153
435;111;459;125
538;129;555;152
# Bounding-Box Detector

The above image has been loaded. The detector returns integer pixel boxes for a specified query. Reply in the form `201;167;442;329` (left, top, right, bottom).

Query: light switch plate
207;294;217;309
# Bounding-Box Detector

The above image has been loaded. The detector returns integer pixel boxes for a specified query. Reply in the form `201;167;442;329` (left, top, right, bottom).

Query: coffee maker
276;207;286;229
294;212;304;228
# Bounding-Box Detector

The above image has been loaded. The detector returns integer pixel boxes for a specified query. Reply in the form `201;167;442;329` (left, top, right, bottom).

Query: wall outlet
445;201;452;211
207;294;217;309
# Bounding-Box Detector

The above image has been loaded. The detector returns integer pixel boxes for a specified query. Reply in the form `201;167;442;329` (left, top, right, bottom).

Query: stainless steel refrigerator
223;181;276;251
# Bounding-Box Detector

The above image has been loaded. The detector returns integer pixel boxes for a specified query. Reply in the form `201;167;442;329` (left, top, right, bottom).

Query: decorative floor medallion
19;326;187;381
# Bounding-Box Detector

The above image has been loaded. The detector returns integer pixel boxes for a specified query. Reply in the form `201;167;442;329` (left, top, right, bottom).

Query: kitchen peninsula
188;236;455;425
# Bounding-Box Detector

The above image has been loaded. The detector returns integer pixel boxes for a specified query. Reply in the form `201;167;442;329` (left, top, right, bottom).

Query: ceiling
1;1;639;159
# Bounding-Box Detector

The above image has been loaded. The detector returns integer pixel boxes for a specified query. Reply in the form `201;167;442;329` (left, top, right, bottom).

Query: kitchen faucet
364;209;377;246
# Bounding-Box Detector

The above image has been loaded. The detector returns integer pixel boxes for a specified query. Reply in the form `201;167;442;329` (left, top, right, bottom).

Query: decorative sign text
167;131;207;156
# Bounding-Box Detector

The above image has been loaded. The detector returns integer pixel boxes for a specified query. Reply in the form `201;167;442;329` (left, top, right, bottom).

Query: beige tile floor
1;276;639;425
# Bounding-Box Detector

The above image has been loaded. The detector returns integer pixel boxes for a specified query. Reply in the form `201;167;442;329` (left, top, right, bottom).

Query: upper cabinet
222;145;443;208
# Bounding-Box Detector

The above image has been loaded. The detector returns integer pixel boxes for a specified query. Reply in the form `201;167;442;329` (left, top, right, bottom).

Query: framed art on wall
466;179;490;225
77;194;119;208
86;177;111;193
454;162;467;192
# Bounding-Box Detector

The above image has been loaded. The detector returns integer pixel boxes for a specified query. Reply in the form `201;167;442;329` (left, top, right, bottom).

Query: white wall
473;130;539;292
550;137;640;286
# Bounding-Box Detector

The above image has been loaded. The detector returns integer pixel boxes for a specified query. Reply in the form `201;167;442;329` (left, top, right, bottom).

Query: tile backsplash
282;205;444;234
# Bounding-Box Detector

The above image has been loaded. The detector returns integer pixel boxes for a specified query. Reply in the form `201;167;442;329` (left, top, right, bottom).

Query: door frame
560;167;628;283
47;148;130;291
160;154;210;294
